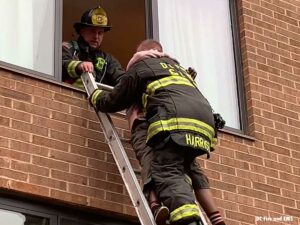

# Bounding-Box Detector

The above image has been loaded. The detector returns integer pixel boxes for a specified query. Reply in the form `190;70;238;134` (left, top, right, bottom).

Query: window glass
153;0;241;129
0;209;49;225
0;0;55;76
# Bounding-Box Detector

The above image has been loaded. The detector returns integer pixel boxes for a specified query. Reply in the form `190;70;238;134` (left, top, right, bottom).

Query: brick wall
0;0;299;224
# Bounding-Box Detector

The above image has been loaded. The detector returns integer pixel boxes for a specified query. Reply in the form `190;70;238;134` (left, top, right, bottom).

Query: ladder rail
81;73;156;225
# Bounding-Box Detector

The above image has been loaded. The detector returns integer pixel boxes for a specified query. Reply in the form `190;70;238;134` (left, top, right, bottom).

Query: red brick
10;180;50;196
0;127;30;142
264;143;290;156
11;140;49;157
284;207;300;218
0;137;9;148
13;101;50;118
263;127;288;140
89;197;124;215
220;156;250;170
51;189;88;205
238;186;267;200
237;169;266;183
253;181;281;194
261;1;285;14
32;135;68;151
0;87;31;102
268;194;296;207
0;116;9;127
15;82;52;98
51;111;88;128
12;120;48;137
71;125;104;141
221;173;251;187
54;93;88;108
0;157;10;168
278;42;300;55
51;169;87;185
33;96;69;113
106;173;123;184
281;189;300;201
69;183;105;199
240;204;269;216
0;168;28;181
70;145;105;160
29;174;67;190
88;140;110;152
0;96;12;107
89;178;124;194
266;177;294;191
50;130;85;146
32;115;69;133
0;106;31;123
273;0;297;11
253;18;276;31
264;159;292;173
209;179;237;193
254;199;284;214
250;164;279;178
0;76;15;89
11;160;49;177
225;210;255;224
32;155;69;172
70;165;106;180
70;106;98;121
0;177;10;188
206;161;236;175
0;148;30;162
106;191;131;205
223;192;254;206
49;149;87;166
279;171;300;184
88;158;119;175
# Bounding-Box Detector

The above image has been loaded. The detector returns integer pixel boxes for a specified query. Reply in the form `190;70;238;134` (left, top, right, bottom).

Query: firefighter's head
136;39;163;52
74;6;111;49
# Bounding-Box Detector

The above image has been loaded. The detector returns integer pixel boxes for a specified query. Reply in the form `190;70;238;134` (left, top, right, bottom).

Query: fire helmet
73;6;111;33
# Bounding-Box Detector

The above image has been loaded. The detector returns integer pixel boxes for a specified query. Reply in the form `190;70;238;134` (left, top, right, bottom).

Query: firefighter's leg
131;121;169;225
152;140;201;225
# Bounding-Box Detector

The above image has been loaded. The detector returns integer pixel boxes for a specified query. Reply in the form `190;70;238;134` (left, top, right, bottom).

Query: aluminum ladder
81;72;209;225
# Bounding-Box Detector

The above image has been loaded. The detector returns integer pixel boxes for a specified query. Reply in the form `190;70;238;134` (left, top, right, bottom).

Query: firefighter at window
62;6;124;89
89;40;219;225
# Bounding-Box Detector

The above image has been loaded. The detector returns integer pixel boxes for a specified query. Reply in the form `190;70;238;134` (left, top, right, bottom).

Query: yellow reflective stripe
146;76;195;96
142;93;148;112
211;138;217;148
170;204;200;223
148;118;215;141
91;89;103;107
184;174;192;186
72;78;84;89
67;60;81;78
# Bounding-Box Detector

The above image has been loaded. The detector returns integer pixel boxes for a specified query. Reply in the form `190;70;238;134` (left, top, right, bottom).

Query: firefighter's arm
89;73;140;113
62;42;83;79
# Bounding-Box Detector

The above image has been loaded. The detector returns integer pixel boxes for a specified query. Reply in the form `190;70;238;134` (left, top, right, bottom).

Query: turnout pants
152;139;201;225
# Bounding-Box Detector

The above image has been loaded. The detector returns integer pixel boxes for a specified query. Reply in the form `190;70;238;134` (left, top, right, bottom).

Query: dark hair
136;39;163;52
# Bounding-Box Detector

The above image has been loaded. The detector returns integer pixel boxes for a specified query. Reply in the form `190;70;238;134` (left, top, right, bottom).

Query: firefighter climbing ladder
81;72;208;225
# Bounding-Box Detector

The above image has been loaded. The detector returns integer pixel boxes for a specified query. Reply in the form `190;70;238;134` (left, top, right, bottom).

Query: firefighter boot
153;205;170;225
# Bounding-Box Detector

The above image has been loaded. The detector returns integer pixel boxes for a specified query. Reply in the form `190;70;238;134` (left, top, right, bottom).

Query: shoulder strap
71;41;80;53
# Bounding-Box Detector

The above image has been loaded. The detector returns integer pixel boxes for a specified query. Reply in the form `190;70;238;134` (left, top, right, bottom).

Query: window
0;0;60;78
151;0;247;131
0;196;137;225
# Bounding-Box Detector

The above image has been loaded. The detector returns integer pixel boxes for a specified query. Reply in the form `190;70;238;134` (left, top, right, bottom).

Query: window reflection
0;209;49;225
